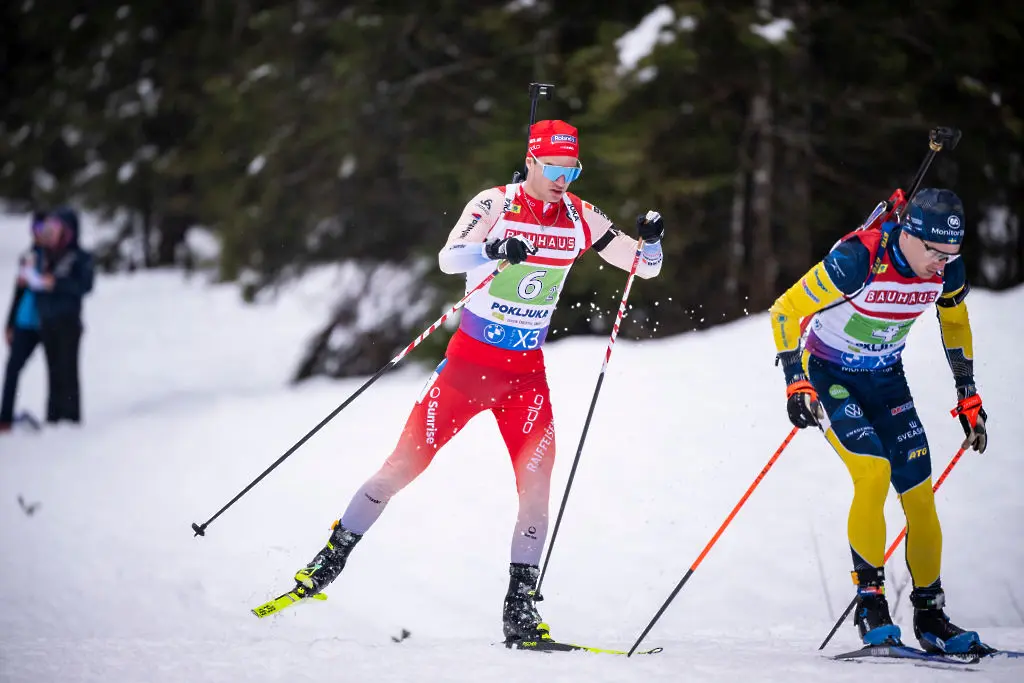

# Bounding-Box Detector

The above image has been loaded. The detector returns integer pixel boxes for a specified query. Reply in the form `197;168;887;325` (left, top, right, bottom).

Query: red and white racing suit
338;183;662;564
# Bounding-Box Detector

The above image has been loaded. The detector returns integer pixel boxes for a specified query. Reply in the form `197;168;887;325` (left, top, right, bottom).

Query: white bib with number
458;183;587;351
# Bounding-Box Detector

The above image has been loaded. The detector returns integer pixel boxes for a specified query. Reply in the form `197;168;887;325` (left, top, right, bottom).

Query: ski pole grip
528;82;555;101
906;126;961;209
929;126;961;151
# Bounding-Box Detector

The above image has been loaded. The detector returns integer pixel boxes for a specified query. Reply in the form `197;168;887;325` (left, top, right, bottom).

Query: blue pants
807;354;942;587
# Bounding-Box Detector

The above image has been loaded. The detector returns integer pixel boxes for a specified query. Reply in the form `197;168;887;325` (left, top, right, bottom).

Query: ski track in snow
1;211;1022;682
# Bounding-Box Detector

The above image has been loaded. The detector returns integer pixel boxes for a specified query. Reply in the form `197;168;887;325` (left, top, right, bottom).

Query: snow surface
1;209;1022;682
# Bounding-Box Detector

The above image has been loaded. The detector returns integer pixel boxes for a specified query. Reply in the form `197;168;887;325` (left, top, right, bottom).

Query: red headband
528;120;579;158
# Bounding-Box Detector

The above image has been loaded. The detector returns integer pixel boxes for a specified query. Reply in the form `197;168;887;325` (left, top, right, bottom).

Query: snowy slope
0;210;1021;683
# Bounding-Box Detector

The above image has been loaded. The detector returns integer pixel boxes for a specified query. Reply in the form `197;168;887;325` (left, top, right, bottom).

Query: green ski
505;637;662;655
251;586;327;618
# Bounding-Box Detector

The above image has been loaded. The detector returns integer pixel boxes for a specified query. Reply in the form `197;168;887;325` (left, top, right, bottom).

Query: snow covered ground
1;210;1021;682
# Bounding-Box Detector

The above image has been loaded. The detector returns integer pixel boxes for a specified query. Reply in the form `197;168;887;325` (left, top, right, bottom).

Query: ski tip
250;589;328;618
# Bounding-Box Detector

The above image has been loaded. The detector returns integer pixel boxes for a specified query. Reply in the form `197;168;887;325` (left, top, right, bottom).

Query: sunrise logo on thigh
424;386;441;445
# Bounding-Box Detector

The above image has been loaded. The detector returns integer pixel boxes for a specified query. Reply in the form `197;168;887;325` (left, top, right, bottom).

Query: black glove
952;386;987;454
786;379;825;429
637;210;664;243
485;235;537;265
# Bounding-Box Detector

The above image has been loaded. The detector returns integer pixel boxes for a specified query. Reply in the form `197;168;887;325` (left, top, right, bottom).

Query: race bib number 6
491;265;565;304
518;270;546;299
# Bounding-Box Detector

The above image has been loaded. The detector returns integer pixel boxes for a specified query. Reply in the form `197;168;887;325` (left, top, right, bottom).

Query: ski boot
852;567;902;646
294;520;362;595
502;563;550;644
911;585;991;655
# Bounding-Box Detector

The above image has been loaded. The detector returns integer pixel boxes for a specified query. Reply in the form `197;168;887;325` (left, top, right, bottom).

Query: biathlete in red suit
287;120;666;643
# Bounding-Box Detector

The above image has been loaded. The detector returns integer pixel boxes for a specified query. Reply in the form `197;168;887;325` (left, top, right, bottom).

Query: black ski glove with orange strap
778;350;825;429
951;385;987;454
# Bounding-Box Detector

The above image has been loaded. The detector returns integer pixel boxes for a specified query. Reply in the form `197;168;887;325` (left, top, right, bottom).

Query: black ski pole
191;263;508;537
511;82;554;183
536;225;653;596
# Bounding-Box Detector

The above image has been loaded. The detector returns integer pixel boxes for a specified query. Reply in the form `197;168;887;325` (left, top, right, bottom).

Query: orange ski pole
628;427;800;656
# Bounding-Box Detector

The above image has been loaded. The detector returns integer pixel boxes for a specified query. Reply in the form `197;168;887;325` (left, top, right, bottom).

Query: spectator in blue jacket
29;207;94;424
1;212;48;432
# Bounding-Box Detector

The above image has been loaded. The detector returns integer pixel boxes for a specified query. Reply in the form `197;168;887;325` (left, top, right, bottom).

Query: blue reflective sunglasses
530;154;582;183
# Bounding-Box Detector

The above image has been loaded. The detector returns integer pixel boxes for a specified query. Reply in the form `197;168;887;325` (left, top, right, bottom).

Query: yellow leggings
826;428;942;587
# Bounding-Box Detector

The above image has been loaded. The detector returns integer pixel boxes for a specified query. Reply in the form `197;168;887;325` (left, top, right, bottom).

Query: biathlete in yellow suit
769;188;990;655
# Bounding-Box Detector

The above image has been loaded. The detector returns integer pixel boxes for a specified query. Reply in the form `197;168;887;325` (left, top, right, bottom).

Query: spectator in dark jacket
28;207;94;424
1;212;48;432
